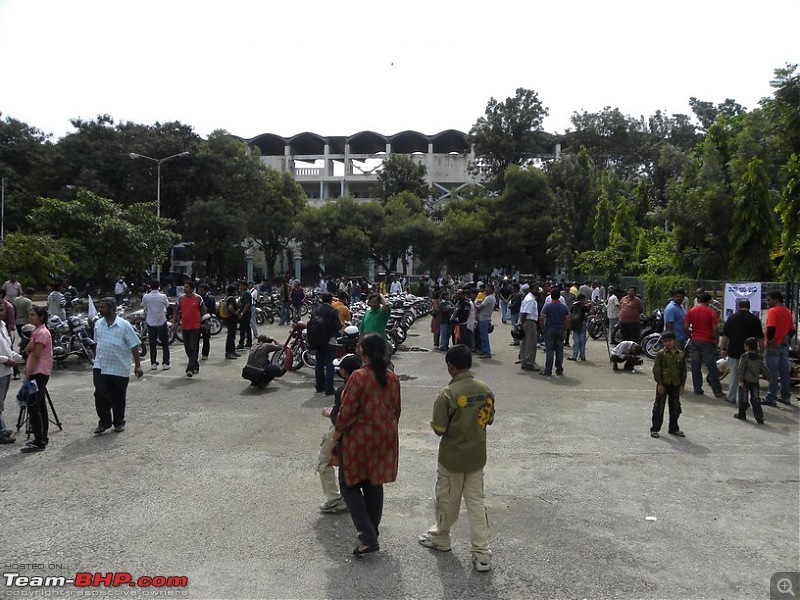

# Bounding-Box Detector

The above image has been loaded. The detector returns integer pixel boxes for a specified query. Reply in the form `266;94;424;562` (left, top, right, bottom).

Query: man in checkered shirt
92;297;144;435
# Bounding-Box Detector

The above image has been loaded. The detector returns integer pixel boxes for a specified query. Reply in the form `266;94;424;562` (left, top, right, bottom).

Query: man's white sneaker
319;498;348;514
162;364;171;371
472;554;491;572
417;533;451;552
150;363;158;371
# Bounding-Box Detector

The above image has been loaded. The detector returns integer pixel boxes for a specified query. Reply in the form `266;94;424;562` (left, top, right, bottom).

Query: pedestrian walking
172;281;205;378
91;297;144;435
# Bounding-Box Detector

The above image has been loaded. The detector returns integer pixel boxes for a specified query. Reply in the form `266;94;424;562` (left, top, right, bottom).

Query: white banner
723;282;761;321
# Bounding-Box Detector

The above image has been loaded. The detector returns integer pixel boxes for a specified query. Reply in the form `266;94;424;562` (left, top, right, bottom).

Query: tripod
16;387;63;440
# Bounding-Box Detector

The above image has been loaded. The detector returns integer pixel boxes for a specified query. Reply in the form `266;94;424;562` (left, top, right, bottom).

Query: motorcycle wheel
256;310;265;326
302;349;316;369
588;319;606;340
266;309;275;324
84;344;96;365
288;341;304;371
642;333;663;360
209;316;223;336
271;347;286;368
300;302;310;317
392;327;407;345
611;324;622;345
174;324;183;343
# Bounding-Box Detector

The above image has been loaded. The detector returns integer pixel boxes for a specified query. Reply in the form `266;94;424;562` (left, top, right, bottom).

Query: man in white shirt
390;277;403;295
606;287;621;337
518;284;540;371
141;281;170;371
249;281;260;339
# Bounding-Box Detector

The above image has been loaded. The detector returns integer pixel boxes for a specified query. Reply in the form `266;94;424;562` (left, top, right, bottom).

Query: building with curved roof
244;129;479;203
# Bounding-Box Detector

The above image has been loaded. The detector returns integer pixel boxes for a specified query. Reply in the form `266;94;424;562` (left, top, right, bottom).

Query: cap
333;353;361;375
521;284;530;292
661;331;676;340
477;281;485;287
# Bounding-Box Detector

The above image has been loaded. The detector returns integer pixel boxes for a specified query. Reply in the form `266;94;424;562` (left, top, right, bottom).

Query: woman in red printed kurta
335;332;401;555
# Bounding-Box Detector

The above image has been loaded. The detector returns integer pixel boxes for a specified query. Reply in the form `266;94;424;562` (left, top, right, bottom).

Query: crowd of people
0;269;797;573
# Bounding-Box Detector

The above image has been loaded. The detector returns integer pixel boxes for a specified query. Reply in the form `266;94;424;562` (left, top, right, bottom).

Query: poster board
723;282;761;321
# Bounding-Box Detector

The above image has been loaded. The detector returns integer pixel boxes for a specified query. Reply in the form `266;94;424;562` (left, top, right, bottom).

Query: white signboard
723;282;761;321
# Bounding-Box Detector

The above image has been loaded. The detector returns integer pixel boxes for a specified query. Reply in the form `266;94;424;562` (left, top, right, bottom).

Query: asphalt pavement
2;318;798;600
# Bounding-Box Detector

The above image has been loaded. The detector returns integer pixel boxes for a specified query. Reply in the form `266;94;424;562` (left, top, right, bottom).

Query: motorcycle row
27;291;432;373
267;292;432;373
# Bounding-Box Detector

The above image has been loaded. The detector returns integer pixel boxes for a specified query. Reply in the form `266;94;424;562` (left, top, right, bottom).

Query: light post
129;151;189;279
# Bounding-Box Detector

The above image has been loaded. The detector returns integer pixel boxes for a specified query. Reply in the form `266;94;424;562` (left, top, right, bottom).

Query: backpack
306;313;329;350
570;303;586;329
218;297;232;319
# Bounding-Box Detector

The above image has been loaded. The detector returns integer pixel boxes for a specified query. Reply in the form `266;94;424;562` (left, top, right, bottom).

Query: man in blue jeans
539;289;570;376
475;284;496;359
762;290;796;406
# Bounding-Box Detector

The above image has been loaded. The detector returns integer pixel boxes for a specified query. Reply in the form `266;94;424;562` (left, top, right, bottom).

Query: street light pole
129;151;189;280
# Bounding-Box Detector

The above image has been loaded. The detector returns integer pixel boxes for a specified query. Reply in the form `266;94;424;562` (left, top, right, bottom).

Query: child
317;353;361;514
735;337;764;424
651;331;687;438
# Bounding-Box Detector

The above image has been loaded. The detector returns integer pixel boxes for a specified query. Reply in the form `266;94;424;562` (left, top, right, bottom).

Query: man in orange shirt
618;287;644;342
332;292;351;332
172;281;206;378
763;290;795;406
684;292;724;397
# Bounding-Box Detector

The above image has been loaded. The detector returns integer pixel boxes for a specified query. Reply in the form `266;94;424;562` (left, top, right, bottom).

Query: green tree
29;189;176;283
467;88;553;190
776;153;800;278
437;197;491;273
0;114;54;227
546;146;598;272
0;232;72;285
489;165;554;275
245;167;308;279
181;197;247;280
592;187;614;249
374;155;431;204
729;158;775;279
378;192;436;273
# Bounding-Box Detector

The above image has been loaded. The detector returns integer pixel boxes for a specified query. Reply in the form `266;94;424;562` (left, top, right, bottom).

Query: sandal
353;544;380;556
668;430;686;437
650;431;659;438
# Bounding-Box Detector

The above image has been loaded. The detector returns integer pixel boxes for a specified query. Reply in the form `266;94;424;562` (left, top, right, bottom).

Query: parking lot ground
2;319;798;599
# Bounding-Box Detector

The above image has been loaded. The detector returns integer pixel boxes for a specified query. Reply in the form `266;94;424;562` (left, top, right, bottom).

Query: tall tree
546;146;598;272
775;153;800;278
374;155;431;204
30;189;176;283
729;158;775;279
489;165;554;275
246;167;308;279
467;88;553;190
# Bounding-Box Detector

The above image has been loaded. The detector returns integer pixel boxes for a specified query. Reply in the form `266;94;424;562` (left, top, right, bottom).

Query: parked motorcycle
270;321;313;371
49;315;97;364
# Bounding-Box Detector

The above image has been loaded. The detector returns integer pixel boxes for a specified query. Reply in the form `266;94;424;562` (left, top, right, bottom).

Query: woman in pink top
21;305;53;453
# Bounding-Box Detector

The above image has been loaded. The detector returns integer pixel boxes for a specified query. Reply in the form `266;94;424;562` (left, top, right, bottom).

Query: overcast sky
1;0;798;142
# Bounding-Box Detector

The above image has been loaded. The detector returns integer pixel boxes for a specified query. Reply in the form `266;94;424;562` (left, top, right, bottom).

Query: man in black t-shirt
721;298;764;404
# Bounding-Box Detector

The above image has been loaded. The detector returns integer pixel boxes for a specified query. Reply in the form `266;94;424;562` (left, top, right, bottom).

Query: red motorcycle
270;321;314;371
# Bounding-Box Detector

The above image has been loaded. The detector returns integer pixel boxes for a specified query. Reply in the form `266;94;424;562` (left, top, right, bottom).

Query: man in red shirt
684;292;724;397
763;290;795;406
172;281;206;378
618;287;644;342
